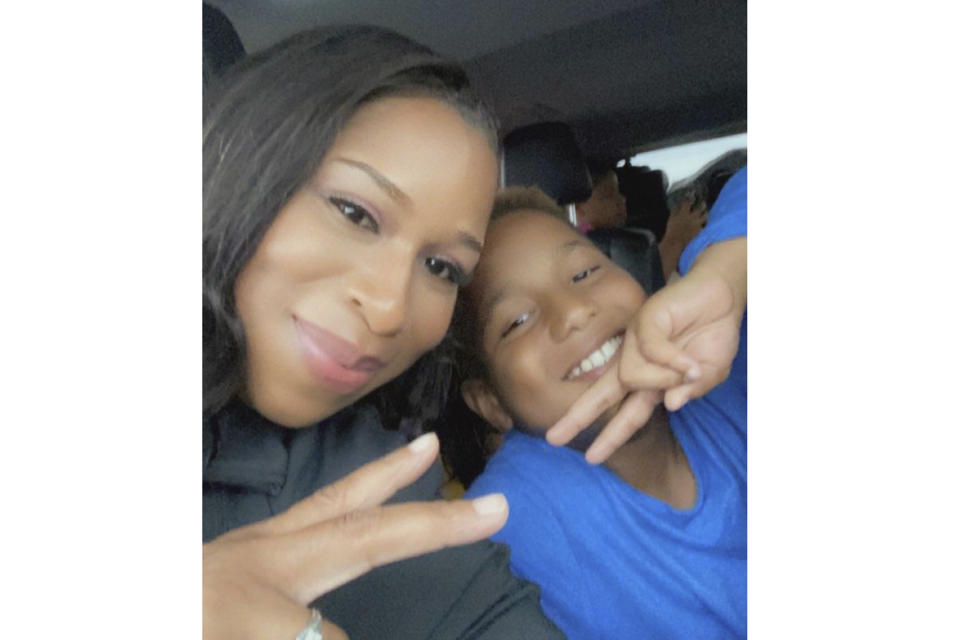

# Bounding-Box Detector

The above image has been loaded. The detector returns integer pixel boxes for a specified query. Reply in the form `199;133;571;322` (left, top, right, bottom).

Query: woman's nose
348;257;414;337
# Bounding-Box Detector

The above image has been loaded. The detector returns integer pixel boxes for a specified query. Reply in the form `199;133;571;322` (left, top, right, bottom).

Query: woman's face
235;96;498;427
465;210;646;433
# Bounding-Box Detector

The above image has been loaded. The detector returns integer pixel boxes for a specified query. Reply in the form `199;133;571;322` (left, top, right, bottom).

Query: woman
203;26;563;640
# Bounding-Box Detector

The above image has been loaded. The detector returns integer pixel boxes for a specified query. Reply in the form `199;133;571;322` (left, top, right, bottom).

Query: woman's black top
203;401;564;639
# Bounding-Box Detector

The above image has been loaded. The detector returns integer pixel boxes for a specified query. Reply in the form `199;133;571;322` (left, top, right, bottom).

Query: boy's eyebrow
558;238;587;253
483;287;510;319
457;232;484;254
480;280;522;331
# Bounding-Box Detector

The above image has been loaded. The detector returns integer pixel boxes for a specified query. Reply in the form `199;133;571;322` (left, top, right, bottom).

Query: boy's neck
602;405;697;510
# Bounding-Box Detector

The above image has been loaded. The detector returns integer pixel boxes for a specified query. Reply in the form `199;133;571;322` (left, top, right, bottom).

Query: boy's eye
425;256;467;286
501;312;530;338
572;265;601;283
329;197;379;232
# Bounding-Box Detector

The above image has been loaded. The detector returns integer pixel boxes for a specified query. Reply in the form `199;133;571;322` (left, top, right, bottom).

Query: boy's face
464;210;646;442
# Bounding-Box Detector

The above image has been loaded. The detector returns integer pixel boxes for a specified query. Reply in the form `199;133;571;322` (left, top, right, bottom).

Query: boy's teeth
568;335;623;380
601;340;616;359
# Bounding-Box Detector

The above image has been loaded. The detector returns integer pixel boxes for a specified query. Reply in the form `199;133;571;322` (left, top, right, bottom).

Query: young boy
456;169;747;638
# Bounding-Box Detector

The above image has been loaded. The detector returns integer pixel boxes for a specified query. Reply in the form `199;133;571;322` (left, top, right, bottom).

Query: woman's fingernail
472;493;507;515
408;432;437;453
683;365;701;382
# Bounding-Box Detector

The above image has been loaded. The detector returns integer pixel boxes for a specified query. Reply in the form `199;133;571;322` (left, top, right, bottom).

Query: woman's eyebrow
332;158;481;253
333;157;412;206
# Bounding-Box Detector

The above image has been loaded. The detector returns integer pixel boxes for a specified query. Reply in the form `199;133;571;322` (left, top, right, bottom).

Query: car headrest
502;122;592;205
587;226;666;295
616;165;669;242
203;3;246;86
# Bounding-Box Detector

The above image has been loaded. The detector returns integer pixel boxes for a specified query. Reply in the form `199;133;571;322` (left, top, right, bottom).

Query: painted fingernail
408;432;437;453
472;493;507;515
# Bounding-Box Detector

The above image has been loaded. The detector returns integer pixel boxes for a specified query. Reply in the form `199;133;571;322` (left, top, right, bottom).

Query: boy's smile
563;331;625;381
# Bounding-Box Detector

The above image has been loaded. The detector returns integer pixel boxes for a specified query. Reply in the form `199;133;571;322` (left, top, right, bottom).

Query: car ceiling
206;0;746;163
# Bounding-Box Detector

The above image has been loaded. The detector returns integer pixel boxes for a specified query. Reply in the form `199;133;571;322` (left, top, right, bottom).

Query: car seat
616;164;670;243
203;3;246;87
502;122;592;224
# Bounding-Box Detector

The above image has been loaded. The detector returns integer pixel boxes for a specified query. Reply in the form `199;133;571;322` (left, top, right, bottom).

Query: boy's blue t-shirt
466;168;747;639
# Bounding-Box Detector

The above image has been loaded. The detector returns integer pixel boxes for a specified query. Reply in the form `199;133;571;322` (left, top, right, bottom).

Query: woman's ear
461;378;514;433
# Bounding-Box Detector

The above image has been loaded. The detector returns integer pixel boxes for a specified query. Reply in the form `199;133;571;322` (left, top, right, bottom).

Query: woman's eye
425;256;467;286
501;312;530;338
330;197;378;232
572;265;601;283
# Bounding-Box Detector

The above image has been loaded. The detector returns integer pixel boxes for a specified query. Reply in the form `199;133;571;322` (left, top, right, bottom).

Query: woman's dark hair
203;25;498;434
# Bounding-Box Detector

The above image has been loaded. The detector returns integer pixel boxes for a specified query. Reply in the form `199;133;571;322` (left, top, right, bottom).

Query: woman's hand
203;432;508;640
546;237;747;464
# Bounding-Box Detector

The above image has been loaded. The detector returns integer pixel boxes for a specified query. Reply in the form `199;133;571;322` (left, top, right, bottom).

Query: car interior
204;0;746;176
203;0;747;490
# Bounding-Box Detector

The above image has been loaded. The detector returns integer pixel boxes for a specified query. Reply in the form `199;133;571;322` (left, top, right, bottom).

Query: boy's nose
549;293;598;341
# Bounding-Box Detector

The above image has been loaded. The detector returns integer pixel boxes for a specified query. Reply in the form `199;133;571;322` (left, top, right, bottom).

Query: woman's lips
293;316;385;394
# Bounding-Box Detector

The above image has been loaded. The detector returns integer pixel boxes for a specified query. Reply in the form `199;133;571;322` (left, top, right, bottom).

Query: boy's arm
659;198;708;280
628;235;746;412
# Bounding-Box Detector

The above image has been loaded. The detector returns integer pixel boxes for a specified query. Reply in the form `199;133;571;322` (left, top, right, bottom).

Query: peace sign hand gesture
203;432;508;639
547;237;746;464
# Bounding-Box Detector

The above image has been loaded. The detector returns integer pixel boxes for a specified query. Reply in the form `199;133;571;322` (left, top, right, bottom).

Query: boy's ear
461;378;514;433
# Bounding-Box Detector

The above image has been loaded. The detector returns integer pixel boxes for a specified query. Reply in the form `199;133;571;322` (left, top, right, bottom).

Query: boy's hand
547;237;746;464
